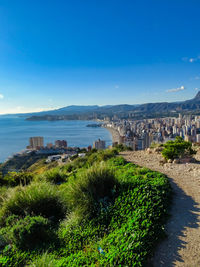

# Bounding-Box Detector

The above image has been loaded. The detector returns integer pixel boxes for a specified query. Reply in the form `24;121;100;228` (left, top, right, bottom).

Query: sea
0;116;112;163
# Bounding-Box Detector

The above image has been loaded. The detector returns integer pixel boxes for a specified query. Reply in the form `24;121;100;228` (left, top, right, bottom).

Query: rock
154;147;163;153
147;148;152;154
168;159;173;163
180;157;196;164
159;158;167;165
173;159;180;164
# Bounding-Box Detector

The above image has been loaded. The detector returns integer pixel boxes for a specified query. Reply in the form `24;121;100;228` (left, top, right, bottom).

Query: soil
121;150;200;267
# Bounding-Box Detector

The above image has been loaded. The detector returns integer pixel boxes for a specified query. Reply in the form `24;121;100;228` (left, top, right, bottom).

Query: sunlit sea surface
0;116;112;163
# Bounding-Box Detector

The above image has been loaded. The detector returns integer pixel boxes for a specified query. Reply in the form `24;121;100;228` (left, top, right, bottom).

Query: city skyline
0;1;200;114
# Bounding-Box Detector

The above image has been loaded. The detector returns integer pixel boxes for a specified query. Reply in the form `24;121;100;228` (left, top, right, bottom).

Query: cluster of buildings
27;136;107;152
27;137;68;150
24;136;107;163
105;114;200;150
25;137;77;161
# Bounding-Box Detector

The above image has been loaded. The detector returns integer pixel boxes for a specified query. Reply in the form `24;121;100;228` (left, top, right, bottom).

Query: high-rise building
93;139;106;150
55;140;67;148
29;137;44;149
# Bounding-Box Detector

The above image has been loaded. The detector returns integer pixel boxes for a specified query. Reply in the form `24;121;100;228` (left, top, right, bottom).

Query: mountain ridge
2;91;200;119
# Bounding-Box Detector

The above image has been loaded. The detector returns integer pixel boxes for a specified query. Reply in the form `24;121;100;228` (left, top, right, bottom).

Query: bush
150;142;163;149
2;172;33;187
96;149;118;161
0;182;67;225
2;216;50;249
112;143;133;151
0;247;28;267
0;187;8;207
65;163;118;218
36;168;67;184
28;252;57;267
162;136;196;160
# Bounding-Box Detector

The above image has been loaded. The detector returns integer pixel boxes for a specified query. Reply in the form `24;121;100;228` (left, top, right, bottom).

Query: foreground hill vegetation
0;148;172;266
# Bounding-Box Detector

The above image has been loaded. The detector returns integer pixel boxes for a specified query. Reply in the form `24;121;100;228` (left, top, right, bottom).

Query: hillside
26;91;200;121
0;148;172;266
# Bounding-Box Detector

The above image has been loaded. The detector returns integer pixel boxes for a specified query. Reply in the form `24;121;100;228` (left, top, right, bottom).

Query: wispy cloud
195;88;199;91
0;94;4;99
182;56;200;63
166;86;185;93
115;85;119;89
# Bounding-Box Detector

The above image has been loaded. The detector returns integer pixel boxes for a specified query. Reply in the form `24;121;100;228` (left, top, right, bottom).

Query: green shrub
36;168;67;184
3;216;50;249
112;143;132;151
0;233;7;248
162;136;196;160
0;182;67;225
150;142;163;149
28;252;57;267
65;163;118;218
96;149;118;161
98;180;171;266
0;247;29;267
107;156;127;167
0;187;8;207
2;172;34;187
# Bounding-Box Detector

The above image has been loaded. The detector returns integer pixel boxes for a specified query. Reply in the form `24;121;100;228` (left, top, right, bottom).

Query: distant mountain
40;105;100;115
4;92;200;121
0;105;103;117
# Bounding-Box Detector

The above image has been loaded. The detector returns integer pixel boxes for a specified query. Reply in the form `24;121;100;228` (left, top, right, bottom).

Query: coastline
103;126;121;144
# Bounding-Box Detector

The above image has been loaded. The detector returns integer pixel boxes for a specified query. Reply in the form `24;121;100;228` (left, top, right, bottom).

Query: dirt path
121;151;200;267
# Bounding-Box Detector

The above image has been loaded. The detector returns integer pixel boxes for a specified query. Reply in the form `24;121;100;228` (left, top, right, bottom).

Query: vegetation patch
65;163;119;219
0;172;33;187
162;136;196;160
1;216;51;250
0;149;172;266
0;181;67;225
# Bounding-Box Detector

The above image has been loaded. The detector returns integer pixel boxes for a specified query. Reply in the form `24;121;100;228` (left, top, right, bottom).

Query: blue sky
0;0;200;114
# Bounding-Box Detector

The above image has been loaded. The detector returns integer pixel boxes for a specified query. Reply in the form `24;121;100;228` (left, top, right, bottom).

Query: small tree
162;136;196;160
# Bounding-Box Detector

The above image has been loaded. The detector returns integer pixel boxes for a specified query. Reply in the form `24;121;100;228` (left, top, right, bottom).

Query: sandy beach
103;126;121;144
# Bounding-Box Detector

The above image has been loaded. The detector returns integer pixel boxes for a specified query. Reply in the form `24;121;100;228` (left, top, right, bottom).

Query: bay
0;116;112;163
